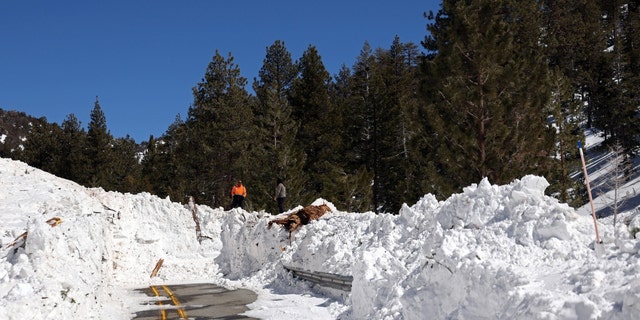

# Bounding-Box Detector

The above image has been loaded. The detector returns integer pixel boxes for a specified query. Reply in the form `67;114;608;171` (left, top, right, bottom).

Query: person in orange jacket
231;180;247;209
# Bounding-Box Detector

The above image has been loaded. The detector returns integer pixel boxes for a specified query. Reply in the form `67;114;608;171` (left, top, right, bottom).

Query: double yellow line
149;285;187;320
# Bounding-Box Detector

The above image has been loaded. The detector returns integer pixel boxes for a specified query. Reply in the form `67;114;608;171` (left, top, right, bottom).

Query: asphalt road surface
132;283;258;320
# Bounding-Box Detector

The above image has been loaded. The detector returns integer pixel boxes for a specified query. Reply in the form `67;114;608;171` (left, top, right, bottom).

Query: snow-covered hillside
2;131;640;319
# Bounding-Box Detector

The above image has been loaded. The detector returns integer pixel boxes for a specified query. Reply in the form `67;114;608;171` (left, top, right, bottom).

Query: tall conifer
290;45;343;202
252;40;306;211
539;0;600;204
346;42;379;212
184;51;254;208
86;97;115;189
420;0;555;196
59;113;89;183
159;115;188;202
329;65;374;212
111;135;141;193
375;37;422;213
617;0;640;157
20;118;62;174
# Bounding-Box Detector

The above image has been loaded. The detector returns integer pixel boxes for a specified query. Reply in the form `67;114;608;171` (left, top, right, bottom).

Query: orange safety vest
231;184;247;197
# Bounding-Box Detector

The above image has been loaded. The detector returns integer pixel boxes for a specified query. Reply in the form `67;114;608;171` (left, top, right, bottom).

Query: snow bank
217;175;640;319
0;158;220;319
3;156;640;319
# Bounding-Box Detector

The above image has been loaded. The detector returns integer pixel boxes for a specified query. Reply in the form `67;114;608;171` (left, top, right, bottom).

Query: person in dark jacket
274;178;286;213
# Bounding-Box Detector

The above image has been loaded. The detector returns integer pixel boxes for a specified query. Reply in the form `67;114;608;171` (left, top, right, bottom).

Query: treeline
6;0;640;214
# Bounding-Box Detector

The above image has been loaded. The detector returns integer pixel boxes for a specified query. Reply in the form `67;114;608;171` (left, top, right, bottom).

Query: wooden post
189;196;202;243
6;217;62;248
578;141;601;244
150;259;164;278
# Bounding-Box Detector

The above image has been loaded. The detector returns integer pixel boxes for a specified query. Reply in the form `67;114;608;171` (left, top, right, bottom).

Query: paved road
132;283;258;320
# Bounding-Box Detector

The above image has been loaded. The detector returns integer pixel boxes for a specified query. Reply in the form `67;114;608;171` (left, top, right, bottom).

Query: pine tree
617;0;640;156
541;0;604;89
589;53;617;138
545;69;586;206
183;50;254;208
59;113;89;183
344;42;379;212
593;0;623;140
412;53;450;198
589;1;640;167
20;117;62;174
157;114;188;202
140;135;158;194
86;97;115;189
140;134;177;198
252;40;307;212
290;45;344;203
374;37;422;213
420;0;556;196
539;0;601;205
110;135;141;193
335;40;420;213
329;65;375;212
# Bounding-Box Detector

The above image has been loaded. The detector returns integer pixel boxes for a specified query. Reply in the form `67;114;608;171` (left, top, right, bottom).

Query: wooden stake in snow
578;141;602;244
150;259;164;278
188;196;203;243
6;217;63;248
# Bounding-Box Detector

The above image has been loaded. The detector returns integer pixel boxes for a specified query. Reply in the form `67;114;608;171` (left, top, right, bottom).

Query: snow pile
0;158;220;319
2;156;640;319
218;175;640;319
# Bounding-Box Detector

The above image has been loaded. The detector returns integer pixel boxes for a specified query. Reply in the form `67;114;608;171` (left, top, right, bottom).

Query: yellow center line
149;286;166;320
161;285;188;320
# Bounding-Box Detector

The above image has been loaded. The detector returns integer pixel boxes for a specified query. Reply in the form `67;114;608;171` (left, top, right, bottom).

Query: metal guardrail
284;265;353;291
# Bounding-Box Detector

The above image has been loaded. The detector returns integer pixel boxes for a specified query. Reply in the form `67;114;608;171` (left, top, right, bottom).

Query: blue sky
1;1;440;142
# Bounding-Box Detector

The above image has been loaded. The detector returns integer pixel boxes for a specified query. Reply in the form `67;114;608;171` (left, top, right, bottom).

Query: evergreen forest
3;0;640;214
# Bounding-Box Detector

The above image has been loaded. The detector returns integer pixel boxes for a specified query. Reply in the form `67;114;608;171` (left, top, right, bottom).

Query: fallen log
268;204;331;241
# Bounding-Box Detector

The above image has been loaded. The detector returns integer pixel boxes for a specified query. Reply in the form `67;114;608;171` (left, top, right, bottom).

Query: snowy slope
2;141;640;319
0;158;222;319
